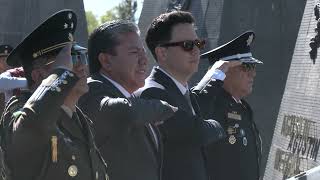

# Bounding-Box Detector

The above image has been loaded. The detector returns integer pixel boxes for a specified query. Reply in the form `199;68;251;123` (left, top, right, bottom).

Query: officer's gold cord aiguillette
51;136;58;163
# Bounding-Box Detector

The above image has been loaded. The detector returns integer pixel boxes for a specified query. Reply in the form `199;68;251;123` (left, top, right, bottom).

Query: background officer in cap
0;44;27;116
192;31;263;180
0;10;108;180
0;45;13;73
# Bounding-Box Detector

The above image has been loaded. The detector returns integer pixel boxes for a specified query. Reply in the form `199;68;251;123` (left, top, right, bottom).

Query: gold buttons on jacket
68;165;78;177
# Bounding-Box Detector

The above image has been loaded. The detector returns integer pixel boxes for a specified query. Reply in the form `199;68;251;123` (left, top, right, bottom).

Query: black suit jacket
135;67;225;180
79;72;175;180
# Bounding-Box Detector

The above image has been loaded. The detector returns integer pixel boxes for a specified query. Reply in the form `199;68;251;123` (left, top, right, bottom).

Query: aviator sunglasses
159;39;206;51
71;44;88;65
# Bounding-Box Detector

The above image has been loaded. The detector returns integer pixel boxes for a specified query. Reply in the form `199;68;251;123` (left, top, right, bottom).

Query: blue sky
83;0;144;20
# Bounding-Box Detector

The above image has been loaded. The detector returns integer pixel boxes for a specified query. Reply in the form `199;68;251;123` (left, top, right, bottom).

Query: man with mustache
192;31;263;180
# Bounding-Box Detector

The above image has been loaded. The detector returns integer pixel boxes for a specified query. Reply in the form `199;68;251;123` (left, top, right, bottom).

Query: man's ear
155;47;167;63
98;52;112;72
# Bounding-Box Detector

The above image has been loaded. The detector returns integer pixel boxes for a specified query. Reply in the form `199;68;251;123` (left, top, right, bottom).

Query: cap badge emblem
68;33;74;42
246;34;254;46
68;13;72;19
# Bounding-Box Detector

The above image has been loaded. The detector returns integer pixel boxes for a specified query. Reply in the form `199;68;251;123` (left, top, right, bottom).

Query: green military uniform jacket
192;74;262;180
0;69;108;180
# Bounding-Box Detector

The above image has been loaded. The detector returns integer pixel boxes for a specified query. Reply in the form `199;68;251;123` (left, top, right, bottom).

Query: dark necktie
146;123;159;151
184;90;195;115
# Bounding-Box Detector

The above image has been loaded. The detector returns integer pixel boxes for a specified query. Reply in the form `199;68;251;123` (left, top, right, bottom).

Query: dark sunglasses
159;39;206;51
241;63;256;71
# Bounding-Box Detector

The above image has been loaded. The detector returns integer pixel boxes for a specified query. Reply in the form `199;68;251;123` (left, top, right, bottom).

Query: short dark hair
145;11;195;60
88;20;139;74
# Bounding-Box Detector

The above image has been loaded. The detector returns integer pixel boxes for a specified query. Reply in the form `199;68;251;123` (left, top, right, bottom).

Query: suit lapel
150;67;193;114
91;73;126;98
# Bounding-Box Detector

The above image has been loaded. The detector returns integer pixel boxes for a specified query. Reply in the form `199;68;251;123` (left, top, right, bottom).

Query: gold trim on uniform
105;174;109;180
227;112;242;120
0;53;8;56
68;165;78;177
229;135;236;144
32;41;71;59
51;136;58;163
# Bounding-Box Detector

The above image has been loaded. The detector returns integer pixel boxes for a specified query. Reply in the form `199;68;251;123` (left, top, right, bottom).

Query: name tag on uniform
227;112;242;120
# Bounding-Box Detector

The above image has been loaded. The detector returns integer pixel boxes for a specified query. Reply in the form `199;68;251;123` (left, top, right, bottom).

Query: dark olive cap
7;9;77;67
0;45;13;57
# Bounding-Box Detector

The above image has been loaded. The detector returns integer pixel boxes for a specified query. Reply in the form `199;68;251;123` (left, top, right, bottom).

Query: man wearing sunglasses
135;11;226;180
192;31;263;180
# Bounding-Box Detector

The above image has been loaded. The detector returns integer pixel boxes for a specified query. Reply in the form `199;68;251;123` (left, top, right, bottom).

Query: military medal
234;123;239;128
68;165;78;177
229;135;236;144
243;137;248;146
51;136;58;163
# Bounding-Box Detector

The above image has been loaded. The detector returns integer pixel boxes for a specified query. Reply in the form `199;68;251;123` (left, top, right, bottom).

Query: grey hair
88;20;140;74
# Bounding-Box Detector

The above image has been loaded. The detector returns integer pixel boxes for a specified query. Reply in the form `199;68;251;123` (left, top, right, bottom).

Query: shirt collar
100;72;131;98
157;66;188;95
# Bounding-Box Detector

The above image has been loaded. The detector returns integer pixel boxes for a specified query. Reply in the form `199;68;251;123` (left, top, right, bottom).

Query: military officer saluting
0;10;108;180
192;31;263;180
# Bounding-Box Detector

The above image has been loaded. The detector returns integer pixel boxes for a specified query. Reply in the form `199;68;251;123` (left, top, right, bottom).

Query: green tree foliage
100;0;137;23
85;11;99;34
86;0;138;34
115;0;137;21
100;10;117;24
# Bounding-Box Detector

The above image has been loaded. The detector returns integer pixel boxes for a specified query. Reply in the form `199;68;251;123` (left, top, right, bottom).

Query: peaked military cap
7;9;77;67
201;31;263;65
0;45;13;57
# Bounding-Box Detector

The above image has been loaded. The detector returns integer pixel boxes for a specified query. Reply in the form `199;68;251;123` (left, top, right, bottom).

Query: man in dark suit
78;20;177;180
135;11;226;180
192;31;263;180
0;10;108;180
